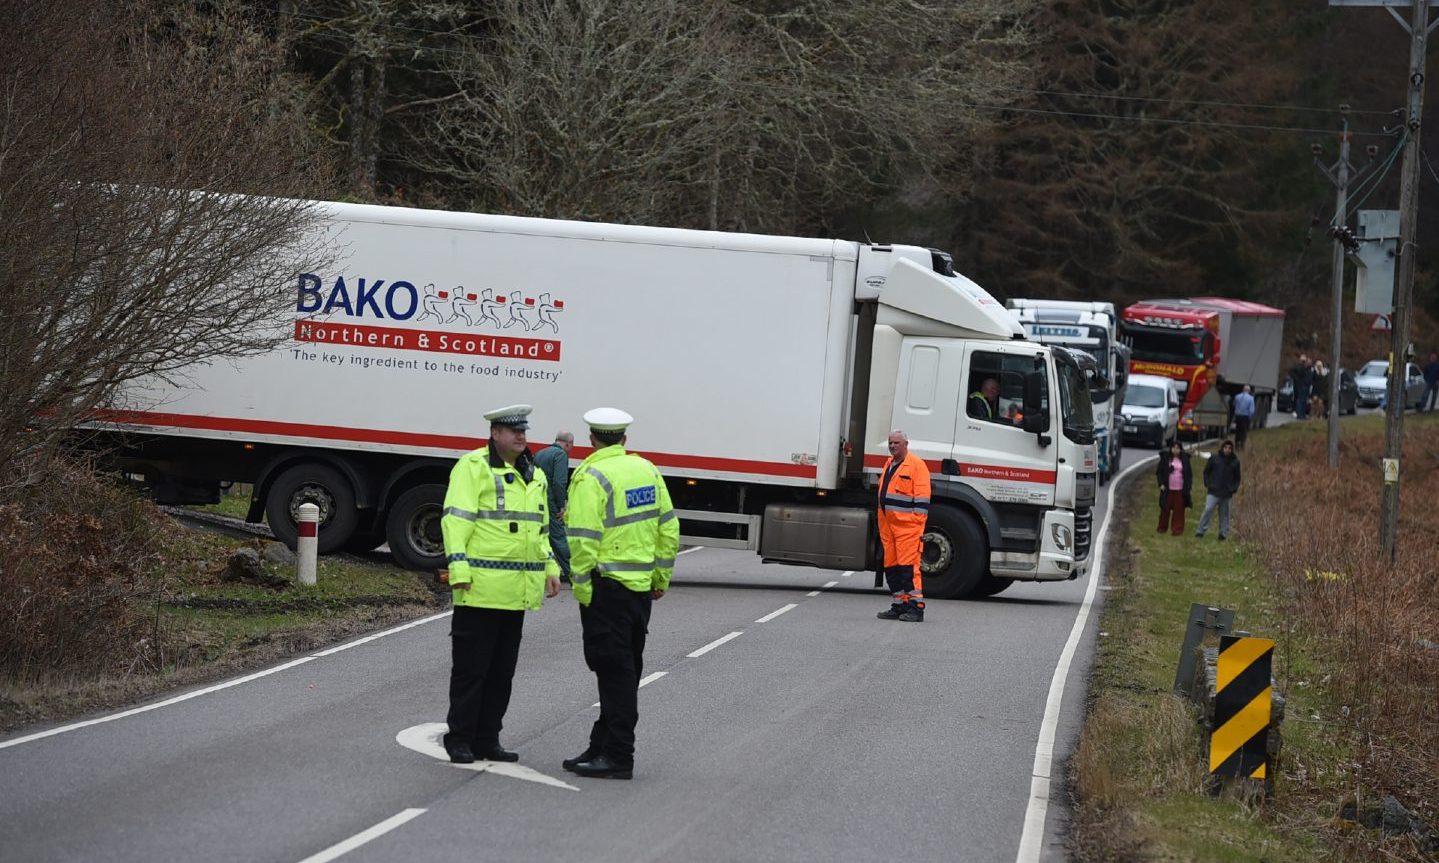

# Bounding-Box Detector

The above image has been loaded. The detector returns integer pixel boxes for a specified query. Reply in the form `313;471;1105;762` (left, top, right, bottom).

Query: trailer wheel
386;484;447;572
265;464;358;554
920;506;987;599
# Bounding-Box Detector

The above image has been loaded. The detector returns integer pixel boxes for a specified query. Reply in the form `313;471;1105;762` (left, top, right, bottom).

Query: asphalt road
0;440;1193;863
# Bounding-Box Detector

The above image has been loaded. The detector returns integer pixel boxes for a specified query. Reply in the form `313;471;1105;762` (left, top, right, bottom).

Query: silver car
1353;360;1427;409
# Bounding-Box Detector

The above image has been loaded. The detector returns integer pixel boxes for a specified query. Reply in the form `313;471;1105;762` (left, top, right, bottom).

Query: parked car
1354;360;1426;409
1278;368;1359;415
1120;373;1181;448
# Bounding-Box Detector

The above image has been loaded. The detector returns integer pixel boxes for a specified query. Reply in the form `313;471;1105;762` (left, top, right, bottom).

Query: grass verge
1;468;445;734
1072;414;1439;862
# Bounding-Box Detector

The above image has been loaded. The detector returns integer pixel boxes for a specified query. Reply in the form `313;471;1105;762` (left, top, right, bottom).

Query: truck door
953;345;1057;507
890;338;963;463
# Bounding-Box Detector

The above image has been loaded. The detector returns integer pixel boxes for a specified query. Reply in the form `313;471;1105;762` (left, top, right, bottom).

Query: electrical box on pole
1352;210;1400;314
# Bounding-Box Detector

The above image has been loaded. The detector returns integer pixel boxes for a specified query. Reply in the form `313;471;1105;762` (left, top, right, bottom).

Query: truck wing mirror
1022;371;1050;434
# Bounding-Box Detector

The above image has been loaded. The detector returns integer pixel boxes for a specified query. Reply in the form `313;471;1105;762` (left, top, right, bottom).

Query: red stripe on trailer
92;411;818;480
862;453;1056;484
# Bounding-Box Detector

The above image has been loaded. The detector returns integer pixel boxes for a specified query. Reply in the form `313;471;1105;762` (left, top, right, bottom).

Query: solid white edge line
1014;454;1155;863
687;631;743;658
0;611;454;750
296;807;426;863
754;603;798;623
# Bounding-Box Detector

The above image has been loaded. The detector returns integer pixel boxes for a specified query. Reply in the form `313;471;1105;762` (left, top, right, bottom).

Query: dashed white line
822;580;839;588
840;570;854;577
755;604;798;623
806;590;821;597
677;546;705;556
296;808;426;863
687;631;744;657
595;671;668;707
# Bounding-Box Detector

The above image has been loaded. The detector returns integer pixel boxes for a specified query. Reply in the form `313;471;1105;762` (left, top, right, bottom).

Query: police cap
583;407;633;433
484;404;532;430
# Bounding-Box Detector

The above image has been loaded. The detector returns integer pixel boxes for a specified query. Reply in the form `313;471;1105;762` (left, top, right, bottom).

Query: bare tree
405;0;1037;234
0;1;332;488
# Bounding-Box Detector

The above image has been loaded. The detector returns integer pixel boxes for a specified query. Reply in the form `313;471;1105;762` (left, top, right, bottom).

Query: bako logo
297;274;564;334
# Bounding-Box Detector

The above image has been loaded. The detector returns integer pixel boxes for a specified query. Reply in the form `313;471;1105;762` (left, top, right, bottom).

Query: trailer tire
265;464;358;554
920;506;987;599
386;484;447;572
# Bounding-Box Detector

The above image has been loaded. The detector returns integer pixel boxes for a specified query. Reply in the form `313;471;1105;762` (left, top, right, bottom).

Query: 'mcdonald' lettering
297;273;418;320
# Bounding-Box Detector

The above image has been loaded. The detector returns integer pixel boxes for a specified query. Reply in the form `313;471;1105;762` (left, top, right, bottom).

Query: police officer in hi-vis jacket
562;408;679;780
440;404;561;765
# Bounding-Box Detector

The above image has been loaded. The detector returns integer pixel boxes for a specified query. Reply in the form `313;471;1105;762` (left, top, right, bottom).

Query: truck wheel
920;506;987;599
265;464;358;554
974;574;1014;597
385;484;447;572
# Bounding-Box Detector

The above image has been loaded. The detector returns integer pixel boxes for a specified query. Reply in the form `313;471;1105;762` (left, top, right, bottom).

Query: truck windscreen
1126;328;1205;365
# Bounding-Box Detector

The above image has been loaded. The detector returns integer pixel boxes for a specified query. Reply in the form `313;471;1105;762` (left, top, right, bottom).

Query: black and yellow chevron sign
1209;635;1274;779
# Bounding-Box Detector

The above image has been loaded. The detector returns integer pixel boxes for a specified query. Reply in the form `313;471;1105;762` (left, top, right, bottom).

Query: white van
1120;373;1181;448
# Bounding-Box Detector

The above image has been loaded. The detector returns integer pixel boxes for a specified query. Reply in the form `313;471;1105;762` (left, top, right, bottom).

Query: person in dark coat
1195;440;1241;540
1155;439;1193;535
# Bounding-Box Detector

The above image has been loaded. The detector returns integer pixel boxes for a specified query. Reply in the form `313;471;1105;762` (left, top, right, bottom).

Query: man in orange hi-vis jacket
876;430;932;623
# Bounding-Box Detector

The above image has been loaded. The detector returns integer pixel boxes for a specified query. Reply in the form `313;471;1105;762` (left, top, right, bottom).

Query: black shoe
570;754;632;780
877;606;903;620
562;748;599;772
1218;535;1227;541
446;743;475;764
473;745;519;762
897;611;924;623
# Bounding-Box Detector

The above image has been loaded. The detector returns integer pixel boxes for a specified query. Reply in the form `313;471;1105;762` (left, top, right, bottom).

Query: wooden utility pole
1330;0;1432;560
1316;116;1353;469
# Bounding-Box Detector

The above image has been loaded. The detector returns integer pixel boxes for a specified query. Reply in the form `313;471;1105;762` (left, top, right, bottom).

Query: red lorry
1119;298;1285;438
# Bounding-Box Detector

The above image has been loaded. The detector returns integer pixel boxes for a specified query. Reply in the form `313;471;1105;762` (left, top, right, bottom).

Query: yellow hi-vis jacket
441;447;559;610
566;445;679;607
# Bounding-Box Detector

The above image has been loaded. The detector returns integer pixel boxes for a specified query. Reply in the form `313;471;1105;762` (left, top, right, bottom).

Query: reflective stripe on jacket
878;451;932;526
441;446;559;610
566;445;680;607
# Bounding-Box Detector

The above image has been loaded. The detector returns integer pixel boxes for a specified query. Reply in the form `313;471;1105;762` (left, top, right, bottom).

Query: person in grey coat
1195;439;1241;540
532;431;574;581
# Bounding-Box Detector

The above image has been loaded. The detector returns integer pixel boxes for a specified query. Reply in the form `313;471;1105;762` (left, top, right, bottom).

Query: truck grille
1074;507;1093;561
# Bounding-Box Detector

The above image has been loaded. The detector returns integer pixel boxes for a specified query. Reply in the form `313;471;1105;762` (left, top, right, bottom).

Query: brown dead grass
1243;415;1439;832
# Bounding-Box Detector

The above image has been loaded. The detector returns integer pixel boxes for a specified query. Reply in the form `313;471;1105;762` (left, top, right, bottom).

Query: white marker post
296;502;319;586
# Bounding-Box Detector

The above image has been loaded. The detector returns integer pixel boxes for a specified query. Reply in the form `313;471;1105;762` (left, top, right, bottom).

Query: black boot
446;742;475;764
876;604;904;620
562;748;599;772
570;754;632;780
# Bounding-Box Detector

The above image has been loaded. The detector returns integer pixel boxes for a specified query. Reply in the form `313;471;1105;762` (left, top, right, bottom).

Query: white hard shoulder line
1014;456;1155;863
0;610;454;750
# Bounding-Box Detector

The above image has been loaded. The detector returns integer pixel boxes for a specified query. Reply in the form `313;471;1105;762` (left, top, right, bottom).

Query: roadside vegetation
0;459;444;734
1073;415;1439;861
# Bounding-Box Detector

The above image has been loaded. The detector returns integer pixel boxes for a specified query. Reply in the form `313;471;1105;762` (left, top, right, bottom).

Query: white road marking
822;580;839;588
1014;455;1154;863
677;546;705;556
840;570;854;577
296;808;426;863
395;723;578;791
687;631;743;657
0;611;454;750
755;604;798;623
806;591;821;597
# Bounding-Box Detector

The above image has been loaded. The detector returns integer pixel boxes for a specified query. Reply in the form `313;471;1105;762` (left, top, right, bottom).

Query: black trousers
445;606;524;752
580;576;652;767
1233;415;1250;448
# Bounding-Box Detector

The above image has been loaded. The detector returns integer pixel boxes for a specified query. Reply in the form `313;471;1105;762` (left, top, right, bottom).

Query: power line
983;83;1396;118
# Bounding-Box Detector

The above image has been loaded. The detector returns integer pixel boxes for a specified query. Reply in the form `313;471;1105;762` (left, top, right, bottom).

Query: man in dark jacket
1289;354;1314;419
1422;351;1439;412
1195;440;1241;540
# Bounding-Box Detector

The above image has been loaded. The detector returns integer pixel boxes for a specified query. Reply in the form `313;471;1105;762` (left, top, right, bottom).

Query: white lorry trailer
1007;300;1128;484
95;202;1097;598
